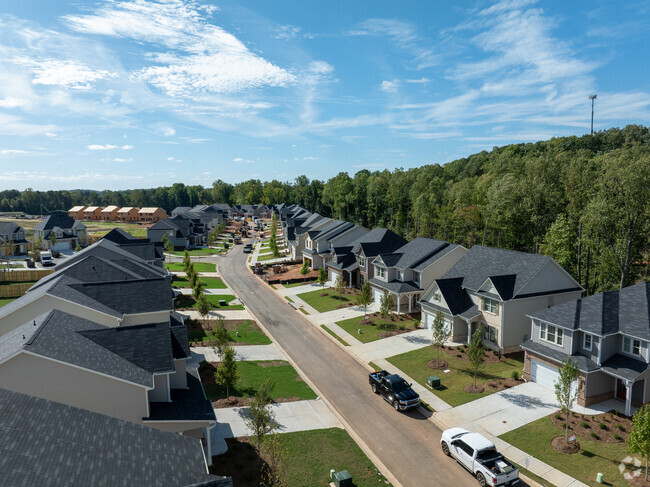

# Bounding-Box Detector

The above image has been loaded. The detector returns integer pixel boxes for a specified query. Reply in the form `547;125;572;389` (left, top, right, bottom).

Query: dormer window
583;334;592;351
376;266;385;278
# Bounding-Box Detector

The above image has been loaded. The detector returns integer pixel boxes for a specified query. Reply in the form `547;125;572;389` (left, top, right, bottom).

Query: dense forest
1;125;648;294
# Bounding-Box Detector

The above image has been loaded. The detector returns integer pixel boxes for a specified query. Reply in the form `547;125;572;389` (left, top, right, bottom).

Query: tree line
1;125;648;293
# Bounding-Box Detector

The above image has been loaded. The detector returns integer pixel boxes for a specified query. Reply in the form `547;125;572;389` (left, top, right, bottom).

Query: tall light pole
589;94;597;135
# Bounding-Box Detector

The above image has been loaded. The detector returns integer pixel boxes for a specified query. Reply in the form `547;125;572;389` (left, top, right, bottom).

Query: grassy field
203;360;316;401
165;262;216;272
188;321;271;345
336;316;419;343
171;277;226;289
321;325;350;346
84;221;149;238
500;415;629;486
169;247;223;256
0;298;17;307
175;294;244;310
387;347;524;407
296;288;356;313
211;428;390;487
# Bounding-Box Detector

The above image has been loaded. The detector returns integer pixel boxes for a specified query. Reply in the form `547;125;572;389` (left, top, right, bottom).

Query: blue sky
0;0;648;191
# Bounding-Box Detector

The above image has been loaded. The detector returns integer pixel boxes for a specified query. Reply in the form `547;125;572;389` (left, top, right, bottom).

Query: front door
616;378;627;401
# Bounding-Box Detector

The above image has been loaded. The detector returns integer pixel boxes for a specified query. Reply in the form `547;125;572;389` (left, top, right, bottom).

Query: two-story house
139;207;168;223
302;220;369;269
83;206;103;220
288;214;330;260
327;228;407;288
420;246;583;353
117;206;140;222
370;238;467;315
0;221;29;255
101;205;120;221
68;205;86;220
33;214;87;250
147;215;205;249
521;281;650;416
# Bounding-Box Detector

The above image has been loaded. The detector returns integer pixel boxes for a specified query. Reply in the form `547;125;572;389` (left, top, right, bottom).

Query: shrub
599;422;607;430
614;434;622;440
581;421;589;428
456;353;462;358
562;422;567;429
555;413;563;420
616;424;625;432
590;431;598;439
510;371;520;380
493;350;499;356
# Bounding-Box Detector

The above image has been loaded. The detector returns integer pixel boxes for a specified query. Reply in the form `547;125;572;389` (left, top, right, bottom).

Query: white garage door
373;288;383;304
329;269;340;282
530;359;559;390
52;241;70;251
425;312;435;329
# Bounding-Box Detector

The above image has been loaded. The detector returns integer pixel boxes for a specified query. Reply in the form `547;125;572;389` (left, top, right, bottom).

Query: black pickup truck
369;370;420;411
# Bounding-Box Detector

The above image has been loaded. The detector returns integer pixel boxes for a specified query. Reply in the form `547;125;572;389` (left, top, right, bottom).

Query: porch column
625;380;633;417
467;321;472;344
349;273;353;287
408;295;413;313
204;425;213;466
397;295;401;315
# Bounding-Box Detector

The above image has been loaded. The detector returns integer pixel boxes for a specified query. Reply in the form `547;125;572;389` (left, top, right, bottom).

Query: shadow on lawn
499;391;557;409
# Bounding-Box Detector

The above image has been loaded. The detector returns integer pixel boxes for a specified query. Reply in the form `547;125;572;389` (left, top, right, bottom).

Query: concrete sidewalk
211;399;343;454
191;344;285;362
178;309;254;320
349;328;432;363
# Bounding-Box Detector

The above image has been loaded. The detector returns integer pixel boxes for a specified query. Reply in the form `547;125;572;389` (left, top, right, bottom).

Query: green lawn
85;221;148;238
175;294;244;310
257;253;287;262
171;277;226;289
283;280;316;288
165;262;216;272
204;360;316;401
500;415;629;486
321;325;350;346
169;247;223;256
296;288;356;313
188;321;271;345
0;298;17;307
387;347;524;407
336;316;419;343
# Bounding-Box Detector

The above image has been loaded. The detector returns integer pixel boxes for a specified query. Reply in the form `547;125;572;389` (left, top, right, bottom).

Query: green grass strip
320;325;349;346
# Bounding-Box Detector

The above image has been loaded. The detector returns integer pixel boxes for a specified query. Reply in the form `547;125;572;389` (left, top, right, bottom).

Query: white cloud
121;145;133;150
163;127;176;136
1;149;29;154
405;78;431;84
380;80;399;92
14;57;117;89
275;25;302;40
113;157;133;162
0;97;26;108
45;132;58;137
232;157;244;162
65;0;295;96
88;144;118;150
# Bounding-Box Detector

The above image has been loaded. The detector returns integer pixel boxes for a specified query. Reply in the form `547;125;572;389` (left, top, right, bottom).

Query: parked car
369;370;419;411
243;244;252;254
440;428;520;487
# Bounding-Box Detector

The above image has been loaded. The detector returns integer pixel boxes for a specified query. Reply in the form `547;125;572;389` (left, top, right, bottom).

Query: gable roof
0;388;230;487
102;205;119;213
102;227;141;244
351;228;407;258
34;214;76;231
375;238;454;271
117;206;137;213
442;245;580;300
529;281;650;339
68;205;86;212
0;221;21;235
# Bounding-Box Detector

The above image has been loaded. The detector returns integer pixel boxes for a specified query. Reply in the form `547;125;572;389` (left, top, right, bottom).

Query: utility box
427;376;441;389
332;470;352;487
219;300;227;307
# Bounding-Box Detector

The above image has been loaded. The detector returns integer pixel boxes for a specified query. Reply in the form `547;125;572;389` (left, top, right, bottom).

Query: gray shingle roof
0;221;21;235
600;353;649;381
146;372;216;422
529;281;650;340
375;238;453;271
33;214;76;231
369;278;421;294
351;228;407;258
520;339;600;373
435;277;476;316
101;227;144;244
0;388;231;487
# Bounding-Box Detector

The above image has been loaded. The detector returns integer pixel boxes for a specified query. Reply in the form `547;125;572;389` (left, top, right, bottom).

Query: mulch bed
549;409;631;443
484;377;524;391
210;437;266;486
551;436;581;454
464;384;485;393
628;476;650;487
427;359;448;369
445;346;523;365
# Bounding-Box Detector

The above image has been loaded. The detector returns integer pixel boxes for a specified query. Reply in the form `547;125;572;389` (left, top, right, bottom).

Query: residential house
68;205;86;220
370;238;467;315
521;281;650;416
302;220;369;269
33;214;87;250
61;236;164;270
83;206;103;220
139;207;168;223
147;215;205;249
101;205;120;221
0;221;29;255
420;245;583;353
0;388;232;486
327;228;407;288
172;206;192;217
288;213;330;260
117;206;140;222
0;309;216;444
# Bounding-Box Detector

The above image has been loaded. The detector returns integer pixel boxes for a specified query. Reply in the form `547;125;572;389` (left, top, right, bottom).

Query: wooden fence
0;269;53;282
0;283;33;298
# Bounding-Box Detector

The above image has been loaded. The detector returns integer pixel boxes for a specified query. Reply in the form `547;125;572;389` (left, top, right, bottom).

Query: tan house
139;207;168;222
117;206;140;222
68;206;86;220
83;206;103;220
101;205;120;221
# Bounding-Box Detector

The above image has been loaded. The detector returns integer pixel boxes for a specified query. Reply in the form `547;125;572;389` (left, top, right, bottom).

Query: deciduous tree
214;345;238;397
554;357;581;442
628;404;650;481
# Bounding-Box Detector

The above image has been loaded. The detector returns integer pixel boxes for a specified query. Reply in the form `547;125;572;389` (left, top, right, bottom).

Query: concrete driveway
435;381;559;437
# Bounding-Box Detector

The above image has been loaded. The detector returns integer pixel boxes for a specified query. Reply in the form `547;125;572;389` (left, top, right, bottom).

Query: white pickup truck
441;428;520;487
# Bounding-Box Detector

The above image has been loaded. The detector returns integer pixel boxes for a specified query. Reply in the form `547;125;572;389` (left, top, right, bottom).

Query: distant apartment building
117;207;140;222
83;206;103;220
101;205;120;221
139;207;167;223
68;206;86;220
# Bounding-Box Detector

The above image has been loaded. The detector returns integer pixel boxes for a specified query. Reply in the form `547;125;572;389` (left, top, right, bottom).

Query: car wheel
393;400;400;411
477;473;487;487
441;441;450;456
371;384;378;394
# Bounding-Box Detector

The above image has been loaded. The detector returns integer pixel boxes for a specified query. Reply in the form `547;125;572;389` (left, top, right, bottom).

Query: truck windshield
391;379;410;392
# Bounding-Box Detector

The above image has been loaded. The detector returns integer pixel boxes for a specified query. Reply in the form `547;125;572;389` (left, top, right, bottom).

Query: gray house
0;221;29;255
522;281;650;416
33;214;87;250
420;246;582;353
303;220;369;269
147;215;205;249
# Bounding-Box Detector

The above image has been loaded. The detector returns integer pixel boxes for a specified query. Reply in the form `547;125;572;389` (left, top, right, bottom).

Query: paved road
218;245;477;487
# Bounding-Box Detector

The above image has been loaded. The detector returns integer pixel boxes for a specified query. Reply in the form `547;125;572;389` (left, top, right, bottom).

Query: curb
217;258;403;487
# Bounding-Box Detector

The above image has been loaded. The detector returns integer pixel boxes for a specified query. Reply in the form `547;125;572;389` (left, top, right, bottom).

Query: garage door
52;241;70;251
530;359;559;390
329;269;340;282
425;312;435;329
373;288;383;304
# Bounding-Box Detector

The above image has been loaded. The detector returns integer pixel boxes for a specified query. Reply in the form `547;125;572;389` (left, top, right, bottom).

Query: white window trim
376;265;385;279
583;333;592;351
623;336;642;357
482;297;499;315
540;323;563;346
433;292;441;303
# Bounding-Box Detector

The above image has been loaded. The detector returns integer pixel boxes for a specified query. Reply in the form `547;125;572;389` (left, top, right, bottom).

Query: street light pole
589;94;597;135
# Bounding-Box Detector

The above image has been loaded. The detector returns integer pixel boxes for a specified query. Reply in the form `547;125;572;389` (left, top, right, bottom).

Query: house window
483;297;498;314
484;325;498;344
584;334;592;351
307;239;312;249
359;256;365;268
433;292;441;303
413;271;420;286
398;271;403;282
540;323;563;346
376;266;385;278
623;337;642;356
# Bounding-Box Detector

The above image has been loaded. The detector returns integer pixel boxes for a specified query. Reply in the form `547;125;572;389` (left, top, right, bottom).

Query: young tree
334;274;345;304
468;325;485;388
214;345;238;397
431;311;451;362
380;290;393;319
243;378;277;452
261;433;288;487
195;293;211;321
48;231;57;250
628;404;650;481
183;249;191;272
30;238;41;262
554;357;581;442
205;318;230;360
300;260;310;276
74;244;82;253
354;282;372;316
317;267;327;290
162;234;174;253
